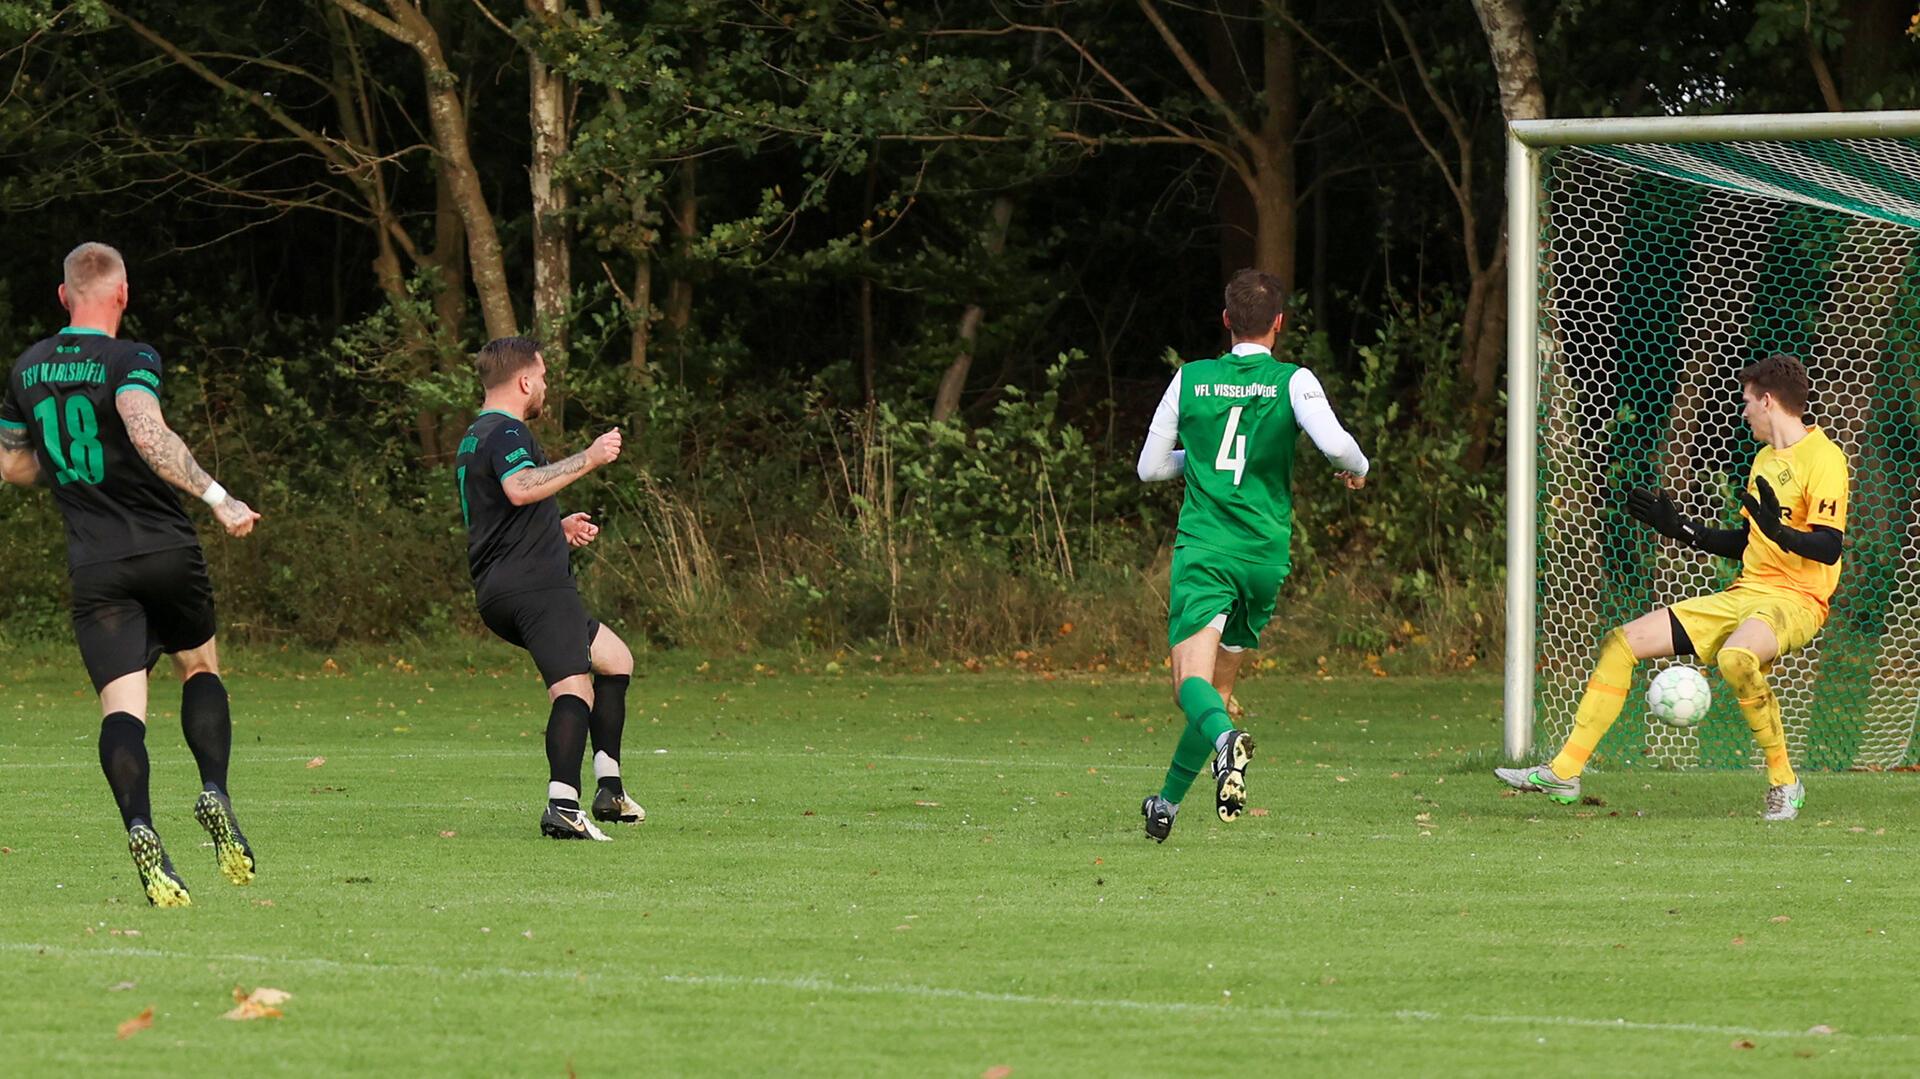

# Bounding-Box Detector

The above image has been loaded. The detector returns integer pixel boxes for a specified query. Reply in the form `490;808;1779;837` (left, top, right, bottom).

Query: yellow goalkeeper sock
1721;646;1796;787
1550;629;1636;779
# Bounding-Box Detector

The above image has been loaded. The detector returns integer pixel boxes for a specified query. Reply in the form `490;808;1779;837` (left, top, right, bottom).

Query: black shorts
478;587;599;686
70;546;217;692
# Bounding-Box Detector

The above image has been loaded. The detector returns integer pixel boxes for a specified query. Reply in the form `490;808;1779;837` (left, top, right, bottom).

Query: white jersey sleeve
1137;370;1185;482
1290;368;1368;476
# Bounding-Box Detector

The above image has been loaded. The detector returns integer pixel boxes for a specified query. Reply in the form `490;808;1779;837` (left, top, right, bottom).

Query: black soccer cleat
128;824;192;908
192;789;256;885
1213;729;1256;822
541;802;612;841
1141;794;1176;843
591;784;646;824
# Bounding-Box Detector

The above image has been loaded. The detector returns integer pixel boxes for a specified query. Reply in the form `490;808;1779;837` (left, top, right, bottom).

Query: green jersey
1168;351;1301;567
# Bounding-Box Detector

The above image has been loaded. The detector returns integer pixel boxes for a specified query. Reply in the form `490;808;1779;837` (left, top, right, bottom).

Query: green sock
1158;719;1213;804
1158;678;1235;804
1179;676;1236;744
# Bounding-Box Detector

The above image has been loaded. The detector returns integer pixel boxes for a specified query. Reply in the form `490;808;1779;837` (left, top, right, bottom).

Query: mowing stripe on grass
9;943;1908;1044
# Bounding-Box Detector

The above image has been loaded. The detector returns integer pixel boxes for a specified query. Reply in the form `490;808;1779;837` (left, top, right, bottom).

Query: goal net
1509;118;1920;771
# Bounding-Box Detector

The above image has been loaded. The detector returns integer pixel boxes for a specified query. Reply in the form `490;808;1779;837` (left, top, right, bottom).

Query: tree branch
1137;0;1261;155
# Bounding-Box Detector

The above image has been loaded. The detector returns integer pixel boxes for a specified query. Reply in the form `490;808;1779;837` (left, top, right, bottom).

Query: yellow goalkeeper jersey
1738;425;1849;616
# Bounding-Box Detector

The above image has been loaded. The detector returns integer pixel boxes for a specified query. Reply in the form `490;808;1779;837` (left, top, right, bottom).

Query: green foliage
1288;294;1504;598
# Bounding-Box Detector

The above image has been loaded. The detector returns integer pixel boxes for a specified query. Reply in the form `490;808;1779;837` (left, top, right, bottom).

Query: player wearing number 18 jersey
0;243;262;906
1134;269;1370;842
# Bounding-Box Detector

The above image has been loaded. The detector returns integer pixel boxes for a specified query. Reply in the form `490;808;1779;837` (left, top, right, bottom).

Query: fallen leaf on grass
108;981;136;992
305;756;326;769
1730;935;1746;947
222;986;291;1021
913;801;941;808
983;1067;1013;1079
1247;807;1271;817
116;1006;154;1039
1807;1024;1835;1036
1731;1039;1755;1050
439;831;457;838
1770;915;1791;924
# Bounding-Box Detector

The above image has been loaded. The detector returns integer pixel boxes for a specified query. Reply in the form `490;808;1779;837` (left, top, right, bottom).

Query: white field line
4;942;1908;1044
0;747;1168;773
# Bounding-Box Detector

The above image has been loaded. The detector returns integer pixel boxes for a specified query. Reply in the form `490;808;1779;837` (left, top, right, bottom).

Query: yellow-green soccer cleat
128;824;191;908
1213;730;1256;822
1493;763;1581;805
192;790;256;885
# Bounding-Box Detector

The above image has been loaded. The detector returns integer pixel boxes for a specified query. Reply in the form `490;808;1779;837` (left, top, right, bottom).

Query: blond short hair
64;242;126;300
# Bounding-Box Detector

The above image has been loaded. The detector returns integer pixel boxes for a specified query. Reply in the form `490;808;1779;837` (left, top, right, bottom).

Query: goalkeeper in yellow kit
1497;353;1848;820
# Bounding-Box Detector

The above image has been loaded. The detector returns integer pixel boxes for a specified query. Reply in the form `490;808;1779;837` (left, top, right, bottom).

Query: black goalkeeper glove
1625;486;1686;540
1738;476;1786;541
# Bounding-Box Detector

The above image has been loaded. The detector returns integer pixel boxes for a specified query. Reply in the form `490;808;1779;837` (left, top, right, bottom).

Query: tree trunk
860;152;880;409
1837;0;1909;106
932;196;1015;423
860;277;877;408
629;246;653;380
666;160;697;334
1249;11;1297;291
333;0;518;340
1470;0;1547;121
431;165;469;343
1465;0;1546;470
526;0;570;356
1204;4;1256;283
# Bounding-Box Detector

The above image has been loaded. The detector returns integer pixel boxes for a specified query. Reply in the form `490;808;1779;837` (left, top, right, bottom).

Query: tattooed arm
503;428;623;506
0;422;40;486
116;390;261;536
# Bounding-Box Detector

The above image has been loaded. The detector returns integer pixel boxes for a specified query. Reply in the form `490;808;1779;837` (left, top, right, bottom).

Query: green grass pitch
1;646;1915;1076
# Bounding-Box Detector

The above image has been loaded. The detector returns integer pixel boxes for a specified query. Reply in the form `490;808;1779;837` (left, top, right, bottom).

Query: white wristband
201;481;229;508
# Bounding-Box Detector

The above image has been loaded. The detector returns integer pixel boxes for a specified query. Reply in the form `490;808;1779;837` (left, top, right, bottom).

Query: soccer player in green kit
1136;269;1370;842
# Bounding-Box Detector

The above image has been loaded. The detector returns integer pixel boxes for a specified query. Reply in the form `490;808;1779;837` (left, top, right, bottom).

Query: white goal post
1504;110;1920;770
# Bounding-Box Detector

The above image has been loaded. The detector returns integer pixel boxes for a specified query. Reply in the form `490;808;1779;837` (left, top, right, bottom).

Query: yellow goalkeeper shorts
1669;585;1826;663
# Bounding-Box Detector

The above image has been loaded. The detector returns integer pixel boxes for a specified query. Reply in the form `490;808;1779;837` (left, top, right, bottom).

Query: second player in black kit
0;242;262;907
455;335;643;841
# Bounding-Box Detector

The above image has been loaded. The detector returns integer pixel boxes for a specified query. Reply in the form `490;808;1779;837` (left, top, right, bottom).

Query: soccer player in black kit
455;336;643;841
0;243;262;907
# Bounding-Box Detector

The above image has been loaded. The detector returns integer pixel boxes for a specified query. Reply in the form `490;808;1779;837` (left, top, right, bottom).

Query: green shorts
1166;545;1287;650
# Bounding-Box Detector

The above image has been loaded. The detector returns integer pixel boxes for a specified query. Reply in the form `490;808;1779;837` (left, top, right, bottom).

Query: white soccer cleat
540;803;613;841
1763;781;1805;821
1494;763;1580;805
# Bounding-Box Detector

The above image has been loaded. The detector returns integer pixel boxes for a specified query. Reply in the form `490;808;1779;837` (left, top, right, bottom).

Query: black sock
180;672;231;795
545;693;591;797
98;713;153;831
590;674;629;794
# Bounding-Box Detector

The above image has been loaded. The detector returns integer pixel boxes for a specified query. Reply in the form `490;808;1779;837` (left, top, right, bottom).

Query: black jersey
0;329;198;569
455;410;571;601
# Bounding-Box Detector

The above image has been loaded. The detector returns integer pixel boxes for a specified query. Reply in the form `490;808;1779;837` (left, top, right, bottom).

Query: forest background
1;0;1915;672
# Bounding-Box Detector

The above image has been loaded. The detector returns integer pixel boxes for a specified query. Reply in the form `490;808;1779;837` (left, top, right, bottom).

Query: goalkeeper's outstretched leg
1497;610;1675;800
